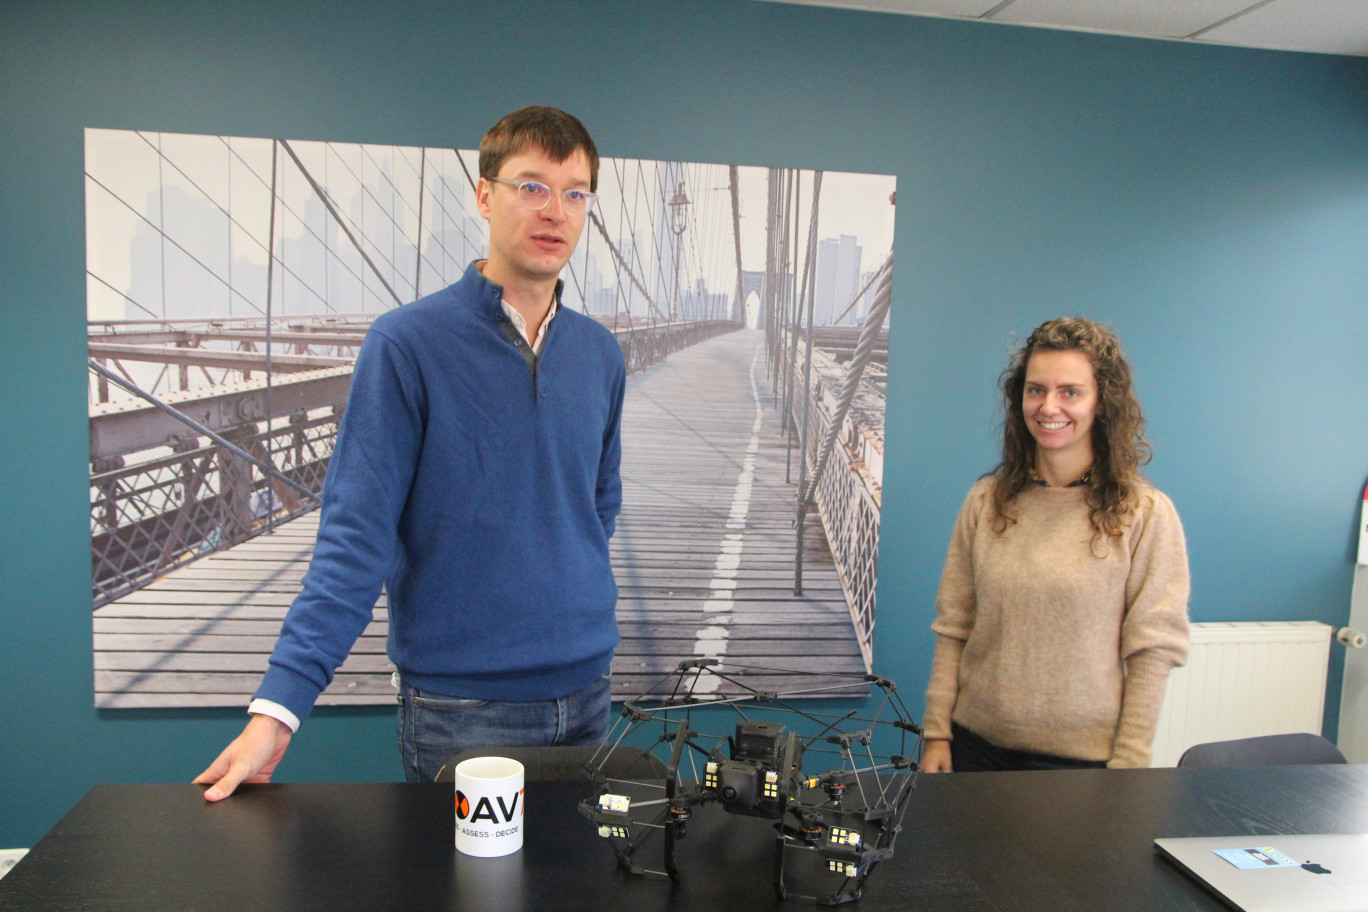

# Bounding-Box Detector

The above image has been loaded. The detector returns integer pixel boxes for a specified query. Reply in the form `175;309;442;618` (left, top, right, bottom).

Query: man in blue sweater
196;106;625;798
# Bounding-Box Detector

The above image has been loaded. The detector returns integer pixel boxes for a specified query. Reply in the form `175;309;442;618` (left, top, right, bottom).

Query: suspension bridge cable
418;151;488;281
651;160;678;320
279;139;405;308
221;134;369;313
644;161;677;321
797;253;892;516
328;141;423;300
133;131;269;271
454;147;479;194
84;170;267;318
588;208;659;317
85;271;162;321
727;167;738;324
264;140;280;533
764;168;782;392
216;135;355;313
623;159;661;325
609;157;651;333
792;252;893;597
793;170;825;593
415;148;426;297
828;243;894;327
135;131;352;318
783;169;803;436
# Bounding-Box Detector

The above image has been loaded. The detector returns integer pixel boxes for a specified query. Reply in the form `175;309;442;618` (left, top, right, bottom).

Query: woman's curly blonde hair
991;317;1151;542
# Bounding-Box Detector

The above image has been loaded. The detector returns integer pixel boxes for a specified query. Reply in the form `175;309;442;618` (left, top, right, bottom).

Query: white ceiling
759;0;1368;57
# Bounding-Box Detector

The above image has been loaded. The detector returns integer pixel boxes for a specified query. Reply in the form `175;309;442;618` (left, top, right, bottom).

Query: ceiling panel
990;0;1257;40
755;0;1368;56
758;0;999;15
1199;0;1368;56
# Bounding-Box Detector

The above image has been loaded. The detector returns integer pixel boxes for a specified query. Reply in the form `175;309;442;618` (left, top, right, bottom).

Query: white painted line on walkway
692;342;765;692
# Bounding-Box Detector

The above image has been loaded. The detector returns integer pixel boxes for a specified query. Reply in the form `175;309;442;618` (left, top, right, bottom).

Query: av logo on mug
454;756;525;857
455;788;523;823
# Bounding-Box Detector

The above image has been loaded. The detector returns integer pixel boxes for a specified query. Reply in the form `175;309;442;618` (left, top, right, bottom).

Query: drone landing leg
660;716;691;886
819;867;872;906
772;831;789;901
663;820;681;884
818;884;864;906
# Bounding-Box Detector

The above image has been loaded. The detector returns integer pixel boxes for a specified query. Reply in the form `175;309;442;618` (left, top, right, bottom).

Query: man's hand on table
193;713;293;801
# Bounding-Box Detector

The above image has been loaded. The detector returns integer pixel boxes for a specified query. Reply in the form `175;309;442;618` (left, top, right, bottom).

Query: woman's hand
921;738;953;773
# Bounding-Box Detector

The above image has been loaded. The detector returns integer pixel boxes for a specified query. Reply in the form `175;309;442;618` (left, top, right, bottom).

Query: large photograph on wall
86;128;895;708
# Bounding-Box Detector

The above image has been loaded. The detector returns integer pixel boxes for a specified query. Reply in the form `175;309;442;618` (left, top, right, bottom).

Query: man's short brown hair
479;106;599;192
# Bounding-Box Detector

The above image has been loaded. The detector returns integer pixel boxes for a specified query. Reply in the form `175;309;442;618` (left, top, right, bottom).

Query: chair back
435;744;667;782
1177;732;1347;768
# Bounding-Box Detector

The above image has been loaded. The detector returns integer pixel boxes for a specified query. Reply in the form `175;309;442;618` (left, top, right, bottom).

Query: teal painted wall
3;0;1366;848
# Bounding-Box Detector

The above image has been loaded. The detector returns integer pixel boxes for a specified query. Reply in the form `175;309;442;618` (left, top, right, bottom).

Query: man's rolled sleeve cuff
249;698;301;733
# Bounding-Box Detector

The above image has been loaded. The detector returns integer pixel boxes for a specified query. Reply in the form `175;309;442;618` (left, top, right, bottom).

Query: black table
2;765;1365;911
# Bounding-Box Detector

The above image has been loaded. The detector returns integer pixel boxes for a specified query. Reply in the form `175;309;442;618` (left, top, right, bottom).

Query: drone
576;658;923;906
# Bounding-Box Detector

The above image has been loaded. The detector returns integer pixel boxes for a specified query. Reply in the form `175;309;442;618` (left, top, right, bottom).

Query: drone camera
714;760;763;808
704;722;806;816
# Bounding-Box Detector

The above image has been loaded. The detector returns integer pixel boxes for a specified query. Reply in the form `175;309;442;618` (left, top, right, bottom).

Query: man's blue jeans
396;674;612;782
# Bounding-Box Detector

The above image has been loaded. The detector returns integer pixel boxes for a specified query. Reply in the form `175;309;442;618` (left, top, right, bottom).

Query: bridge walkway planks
93;329;866;708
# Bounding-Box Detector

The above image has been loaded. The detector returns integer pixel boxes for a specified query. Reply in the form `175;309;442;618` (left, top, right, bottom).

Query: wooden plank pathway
611;328;865;698
93;329;866;708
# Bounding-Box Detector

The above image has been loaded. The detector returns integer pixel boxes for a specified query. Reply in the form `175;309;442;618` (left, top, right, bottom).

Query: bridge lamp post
668;181;690;321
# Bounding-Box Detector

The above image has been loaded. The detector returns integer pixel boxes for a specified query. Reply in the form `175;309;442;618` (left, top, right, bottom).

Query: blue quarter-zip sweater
255;263;625;723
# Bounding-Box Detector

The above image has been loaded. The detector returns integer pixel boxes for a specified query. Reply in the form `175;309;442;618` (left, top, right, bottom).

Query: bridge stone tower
739;269;766;327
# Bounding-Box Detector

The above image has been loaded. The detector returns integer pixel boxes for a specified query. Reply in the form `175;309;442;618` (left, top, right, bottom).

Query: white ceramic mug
454;756;525;857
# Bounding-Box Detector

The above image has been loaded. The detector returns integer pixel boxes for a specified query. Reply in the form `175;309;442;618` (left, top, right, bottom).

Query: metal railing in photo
89;380;334;609
611;319;739;375
793;259;892;670
797;383;882;671
759;246;890;673
87;314;737;611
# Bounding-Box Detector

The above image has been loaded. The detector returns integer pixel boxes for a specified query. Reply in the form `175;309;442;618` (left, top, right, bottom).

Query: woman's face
1023;349;1098;461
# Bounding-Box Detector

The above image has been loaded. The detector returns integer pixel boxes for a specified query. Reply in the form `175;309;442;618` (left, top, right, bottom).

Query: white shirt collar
500;296;557;355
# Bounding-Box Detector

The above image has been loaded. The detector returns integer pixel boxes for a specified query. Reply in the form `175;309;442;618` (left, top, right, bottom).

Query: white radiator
1150;621;1333;767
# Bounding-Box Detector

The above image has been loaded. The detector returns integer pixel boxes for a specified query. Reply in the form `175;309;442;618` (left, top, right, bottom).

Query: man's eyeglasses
487;177;597;214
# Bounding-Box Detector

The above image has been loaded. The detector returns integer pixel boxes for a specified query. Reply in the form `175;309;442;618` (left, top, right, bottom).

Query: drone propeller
775;806;827;845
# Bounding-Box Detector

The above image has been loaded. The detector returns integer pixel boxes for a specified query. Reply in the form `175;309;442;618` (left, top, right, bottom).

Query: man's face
476;143;592;287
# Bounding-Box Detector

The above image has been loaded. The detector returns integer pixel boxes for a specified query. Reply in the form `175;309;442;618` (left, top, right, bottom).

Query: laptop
1155;834;1368;912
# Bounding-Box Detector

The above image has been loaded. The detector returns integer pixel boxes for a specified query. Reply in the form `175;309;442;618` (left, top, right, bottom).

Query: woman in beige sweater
921;318;1190;772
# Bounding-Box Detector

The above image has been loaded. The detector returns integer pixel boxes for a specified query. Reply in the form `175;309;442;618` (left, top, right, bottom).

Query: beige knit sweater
922;477;1190;768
